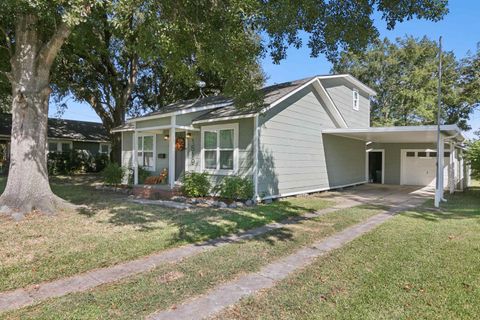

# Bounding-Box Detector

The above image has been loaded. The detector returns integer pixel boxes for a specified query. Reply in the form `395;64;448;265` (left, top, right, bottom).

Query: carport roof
322;125;465;143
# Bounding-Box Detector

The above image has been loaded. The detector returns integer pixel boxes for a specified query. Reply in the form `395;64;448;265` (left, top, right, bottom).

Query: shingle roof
192;76;316;122
0;113;109;142
130;95;234;120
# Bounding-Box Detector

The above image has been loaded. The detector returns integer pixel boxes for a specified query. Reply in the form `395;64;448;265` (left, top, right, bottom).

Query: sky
50;1;480;138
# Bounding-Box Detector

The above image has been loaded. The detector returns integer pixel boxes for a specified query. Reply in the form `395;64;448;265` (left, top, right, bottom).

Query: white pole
434;36;443;208
168;115;176;188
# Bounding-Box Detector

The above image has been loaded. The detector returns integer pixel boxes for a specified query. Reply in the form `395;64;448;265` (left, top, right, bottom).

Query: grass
0;175;332;292
2;204;384;319
213;185;480;319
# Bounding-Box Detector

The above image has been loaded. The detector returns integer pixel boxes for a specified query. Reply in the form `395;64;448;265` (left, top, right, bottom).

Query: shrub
102;163;125;186
215;175;254;201
181;171;211;197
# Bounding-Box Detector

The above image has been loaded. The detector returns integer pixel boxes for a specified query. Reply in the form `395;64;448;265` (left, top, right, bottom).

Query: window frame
47;140;73;153
137;134;156;172
352;89;360;111
99;143;111;155
201;123;239;175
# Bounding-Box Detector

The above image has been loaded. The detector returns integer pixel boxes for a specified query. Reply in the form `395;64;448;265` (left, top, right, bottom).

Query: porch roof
322;125;465;144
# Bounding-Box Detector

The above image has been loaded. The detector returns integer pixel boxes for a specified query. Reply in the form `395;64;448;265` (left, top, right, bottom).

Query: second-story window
353;89;360;111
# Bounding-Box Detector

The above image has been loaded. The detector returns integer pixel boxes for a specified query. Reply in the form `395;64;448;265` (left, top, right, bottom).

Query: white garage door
401;150;449;187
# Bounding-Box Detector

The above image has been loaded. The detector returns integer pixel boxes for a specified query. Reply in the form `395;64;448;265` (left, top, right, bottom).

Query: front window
137;135;155;171
99;143;110;154
202;124;237;174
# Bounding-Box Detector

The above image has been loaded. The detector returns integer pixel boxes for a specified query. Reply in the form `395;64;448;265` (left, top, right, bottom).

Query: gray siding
258;84;366;198
121;132;134;184
320;78;370;128
369;142;436;185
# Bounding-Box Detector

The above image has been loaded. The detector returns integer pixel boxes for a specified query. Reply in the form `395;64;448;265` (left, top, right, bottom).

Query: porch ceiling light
186;132;192;138
164;134;169;141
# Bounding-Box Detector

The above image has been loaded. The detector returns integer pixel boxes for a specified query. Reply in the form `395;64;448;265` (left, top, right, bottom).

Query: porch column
133;130;138;185
168;115;176;188
449;143;455;194
434;134;445;207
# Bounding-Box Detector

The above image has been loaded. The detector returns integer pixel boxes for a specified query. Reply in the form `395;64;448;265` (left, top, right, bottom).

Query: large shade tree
51;2;264;163
332;36;480;130
0;0;450;218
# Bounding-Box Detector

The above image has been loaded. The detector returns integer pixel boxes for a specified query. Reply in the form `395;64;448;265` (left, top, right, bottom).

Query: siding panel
258;84;366;198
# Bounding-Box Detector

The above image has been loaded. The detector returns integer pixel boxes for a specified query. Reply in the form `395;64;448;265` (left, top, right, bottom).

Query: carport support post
449;143;455;194
435;134;445;207
168;116;176;189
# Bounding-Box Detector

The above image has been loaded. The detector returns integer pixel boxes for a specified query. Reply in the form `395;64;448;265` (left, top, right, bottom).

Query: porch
129;115;199;189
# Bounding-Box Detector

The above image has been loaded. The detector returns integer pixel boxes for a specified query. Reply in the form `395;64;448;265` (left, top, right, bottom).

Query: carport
322;125;466;207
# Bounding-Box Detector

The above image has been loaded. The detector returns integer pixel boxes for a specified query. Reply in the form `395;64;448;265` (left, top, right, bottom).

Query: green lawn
3;204;383;319
0;175;332;292
214;186;480;319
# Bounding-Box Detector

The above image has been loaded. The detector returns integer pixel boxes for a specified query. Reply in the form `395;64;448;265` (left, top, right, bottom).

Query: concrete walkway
147;194;429;320
0;198;364;313
0;184;432;314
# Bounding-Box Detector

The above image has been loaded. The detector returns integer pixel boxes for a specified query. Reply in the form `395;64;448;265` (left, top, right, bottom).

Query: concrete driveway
315;183;435;208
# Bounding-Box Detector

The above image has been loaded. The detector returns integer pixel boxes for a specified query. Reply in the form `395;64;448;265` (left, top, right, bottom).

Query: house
0;113;111;172
113;74;468;204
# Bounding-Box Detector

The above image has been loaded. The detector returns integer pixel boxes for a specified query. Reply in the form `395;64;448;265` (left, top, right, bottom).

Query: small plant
215;175;254;201
181;171;211;197
102;163;125;186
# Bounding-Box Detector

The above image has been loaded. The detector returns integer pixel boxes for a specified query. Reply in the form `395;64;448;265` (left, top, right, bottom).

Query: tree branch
38;20;72;71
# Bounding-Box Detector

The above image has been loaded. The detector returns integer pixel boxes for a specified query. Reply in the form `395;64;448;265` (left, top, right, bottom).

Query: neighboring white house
113;74;467;203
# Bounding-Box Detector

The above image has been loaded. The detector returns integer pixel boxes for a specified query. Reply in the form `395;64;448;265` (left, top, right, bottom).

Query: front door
175;133;186;180
368;151;383;184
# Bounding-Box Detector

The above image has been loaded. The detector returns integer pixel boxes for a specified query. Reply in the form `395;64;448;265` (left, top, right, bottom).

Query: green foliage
466;140;480;180
47;151;109;176
102;163;125;186
332;36;480;130
214;176;254;201
181;172;211;197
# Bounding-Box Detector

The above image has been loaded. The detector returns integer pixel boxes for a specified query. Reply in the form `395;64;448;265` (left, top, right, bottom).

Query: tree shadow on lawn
105;201;310;244
401;187;480;223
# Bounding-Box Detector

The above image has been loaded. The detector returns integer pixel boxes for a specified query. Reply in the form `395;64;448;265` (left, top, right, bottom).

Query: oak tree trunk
0;14;74;219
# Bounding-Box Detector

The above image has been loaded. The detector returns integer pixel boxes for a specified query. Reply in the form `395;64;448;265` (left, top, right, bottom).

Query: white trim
47;140;73;153
200;123;239;175
317;74;377;96
99;143;111;155
253;115;259;200
352;89;360;111
192;113;256;125
312;79;348;128
366;149;385;184
168;116;176;188
259;77;348;128
184;130;189;176
261;77;319;114
111;127;134;133
261;181;368;201
175;125;200;131
136;133;156;172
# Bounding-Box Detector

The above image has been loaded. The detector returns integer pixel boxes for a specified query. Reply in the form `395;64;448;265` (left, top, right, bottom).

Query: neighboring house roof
0;113;109;142
111;73;376;130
